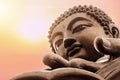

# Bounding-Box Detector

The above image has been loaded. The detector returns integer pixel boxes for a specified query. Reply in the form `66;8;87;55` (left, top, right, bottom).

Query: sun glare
0;4;8;19
16;17;50;42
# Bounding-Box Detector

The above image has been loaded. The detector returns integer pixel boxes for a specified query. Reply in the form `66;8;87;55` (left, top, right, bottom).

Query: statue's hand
94;37;120;57
43;53;69;69
43;53;104;72
69;58;103;72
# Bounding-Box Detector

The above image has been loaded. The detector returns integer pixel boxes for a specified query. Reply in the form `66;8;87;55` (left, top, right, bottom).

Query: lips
66;44;82;57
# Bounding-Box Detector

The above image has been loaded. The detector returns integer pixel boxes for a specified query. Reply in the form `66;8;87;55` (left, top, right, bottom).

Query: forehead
50;13;98;39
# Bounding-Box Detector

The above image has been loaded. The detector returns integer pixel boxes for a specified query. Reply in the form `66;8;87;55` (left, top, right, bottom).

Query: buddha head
48;5;119;61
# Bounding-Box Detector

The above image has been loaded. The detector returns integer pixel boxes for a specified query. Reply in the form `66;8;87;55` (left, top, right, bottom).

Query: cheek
77;32;96;45
80;36;94;48
77;27;106;46
76;31;99;54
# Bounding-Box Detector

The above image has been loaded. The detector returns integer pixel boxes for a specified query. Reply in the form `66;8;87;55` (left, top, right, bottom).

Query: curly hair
48;5;119;53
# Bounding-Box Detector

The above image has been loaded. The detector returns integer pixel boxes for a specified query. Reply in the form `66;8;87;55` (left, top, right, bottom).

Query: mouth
67;44;82;57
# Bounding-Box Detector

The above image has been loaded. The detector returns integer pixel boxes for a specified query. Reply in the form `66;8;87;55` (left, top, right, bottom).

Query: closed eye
55;39;63;50
72;23;93;33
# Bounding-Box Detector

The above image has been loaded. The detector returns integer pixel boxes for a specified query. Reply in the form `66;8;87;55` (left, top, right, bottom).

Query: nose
64;38;76;48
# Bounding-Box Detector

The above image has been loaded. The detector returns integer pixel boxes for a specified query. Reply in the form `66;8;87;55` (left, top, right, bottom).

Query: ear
109;24;119;38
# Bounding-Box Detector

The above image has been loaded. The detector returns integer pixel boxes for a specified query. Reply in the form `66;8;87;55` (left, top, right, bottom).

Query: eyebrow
67;17;91;30
51;32;63;41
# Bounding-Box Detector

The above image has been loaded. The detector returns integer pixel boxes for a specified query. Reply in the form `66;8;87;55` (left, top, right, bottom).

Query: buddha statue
11;5;120;80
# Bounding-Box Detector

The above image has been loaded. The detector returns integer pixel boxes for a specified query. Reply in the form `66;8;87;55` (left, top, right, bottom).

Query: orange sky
0;0;120;80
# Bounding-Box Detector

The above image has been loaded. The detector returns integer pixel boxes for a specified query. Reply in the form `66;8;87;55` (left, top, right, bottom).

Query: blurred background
0;0;120;80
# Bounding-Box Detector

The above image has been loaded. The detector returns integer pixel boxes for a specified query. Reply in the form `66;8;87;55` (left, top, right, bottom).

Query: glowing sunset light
16;17;50;41
15;3;52;41
0;0;120;80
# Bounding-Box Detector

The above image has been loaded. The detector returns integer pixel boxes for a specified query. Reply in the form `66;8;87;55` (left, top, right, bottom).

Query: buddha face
50;13;112;61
